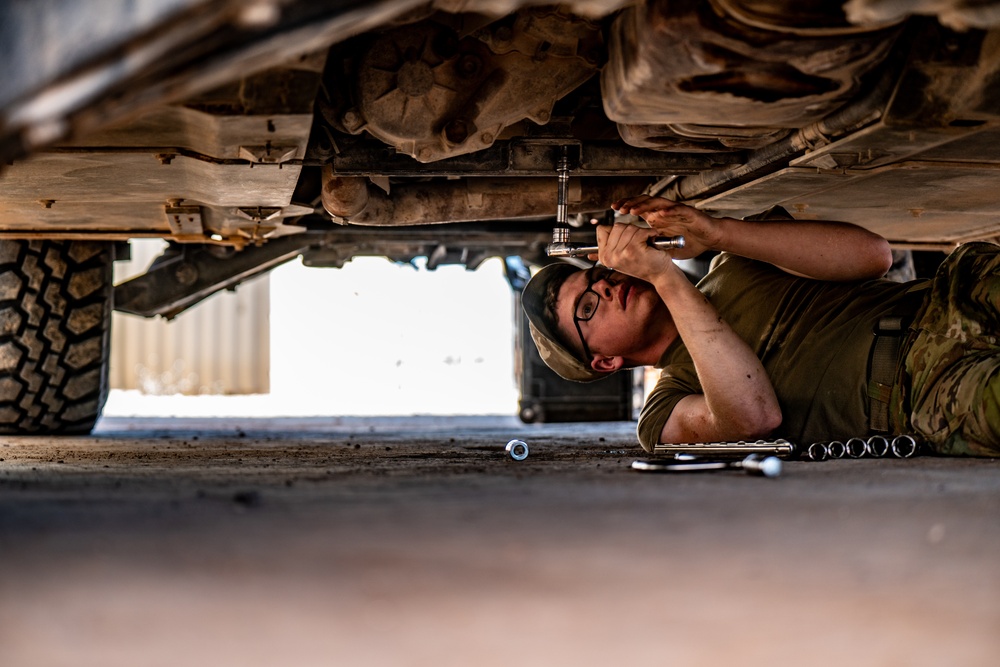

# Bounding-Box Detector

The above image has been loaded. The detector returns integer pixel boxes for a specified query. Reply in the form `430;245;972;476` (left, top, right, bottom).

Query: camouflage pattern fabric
894;242;1000;456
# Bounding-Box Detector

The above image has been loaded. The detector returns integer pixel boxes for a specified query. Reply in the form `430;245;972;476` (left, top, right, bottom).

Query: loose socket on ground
506;439;529;461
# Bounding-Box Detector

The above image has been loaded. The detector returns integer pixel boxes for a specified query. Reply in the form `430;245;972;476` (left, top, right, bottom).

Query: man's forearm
713;217;892;281
612;195;893;282
592;216;781;443
653;270;781;442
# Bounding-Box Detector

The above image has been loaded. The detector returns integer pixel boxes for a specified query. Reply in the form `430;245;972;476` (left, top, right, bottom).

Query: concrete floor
0;416;997;666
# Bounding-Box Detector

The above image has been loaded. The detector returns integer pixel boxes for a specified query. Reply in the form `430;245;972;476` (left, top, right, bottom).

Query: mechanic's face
555;266;672;369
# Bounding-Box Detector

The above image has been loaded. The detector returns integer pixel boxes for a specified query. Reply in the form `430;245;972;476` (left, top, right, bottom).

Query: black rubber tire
0;240;113;434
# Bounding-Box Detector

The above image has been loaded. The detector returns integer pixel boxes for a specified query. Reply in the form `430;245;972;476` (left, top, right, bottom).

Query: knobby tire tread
0;240;112;434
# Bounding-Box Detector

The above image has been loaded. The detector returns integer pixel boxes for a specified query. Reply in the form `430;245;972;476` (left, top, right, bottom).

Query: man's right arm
649;263;782;444
596;223;782;444
612;195;892;282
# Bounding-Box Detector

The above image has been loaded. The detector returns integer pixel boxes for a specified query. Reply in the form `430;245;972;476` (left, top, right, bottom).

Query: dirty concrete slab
0;416;997;666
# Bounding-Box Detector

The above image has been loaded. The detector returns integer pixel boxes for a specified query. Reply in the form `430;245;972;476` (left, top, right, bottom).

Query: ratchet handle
547;235;685;258
650;236;685;250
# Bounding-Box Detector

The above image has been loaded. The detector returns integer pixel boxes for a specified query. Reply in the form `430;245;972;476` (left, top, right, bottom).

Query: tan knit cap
520;263;605;383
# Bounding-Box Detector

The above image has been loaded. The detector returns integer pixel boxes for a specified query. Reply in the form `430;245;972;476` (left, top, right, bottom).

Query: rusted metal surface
3;0;1000;345
0;0;428;162
603;0;902;142
343;7;605;162
321;170;652;225
114;236;310;319
57;108;314;160
323;137;734;176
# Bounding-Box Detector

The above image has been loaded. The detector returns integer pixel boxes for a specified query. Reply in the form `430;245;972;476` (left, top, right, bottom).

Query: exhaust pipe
321;166;650;226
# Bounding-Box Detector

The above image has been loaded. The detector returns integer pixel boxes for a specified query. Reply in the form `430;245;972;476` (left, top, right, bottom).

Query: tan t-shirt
636;253;927;450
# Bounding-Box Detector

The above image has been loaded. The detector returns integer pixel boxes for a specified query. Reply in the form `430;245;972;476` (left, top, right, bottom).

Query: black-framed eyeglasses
572;266;613;361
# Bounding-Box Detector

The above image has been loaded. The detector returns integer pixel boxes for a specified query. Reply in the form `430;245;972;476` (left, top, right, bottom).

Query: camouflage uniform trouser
894;242;1000;457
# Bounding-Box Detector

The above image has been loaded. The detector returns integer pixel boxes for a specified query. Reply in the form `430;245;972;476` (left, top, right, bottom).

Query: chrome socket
866;435;890;457
891;435;918;458
506;439;529;461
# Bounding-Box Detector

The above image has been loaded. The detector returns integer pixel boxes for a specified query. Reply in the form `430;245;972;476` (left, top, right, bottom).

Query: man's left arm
612;195;893;282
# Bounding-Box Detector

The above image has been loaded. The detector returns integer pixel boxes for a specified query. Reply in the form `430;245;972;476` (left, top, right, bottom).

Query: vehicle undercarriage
2;0;1000;432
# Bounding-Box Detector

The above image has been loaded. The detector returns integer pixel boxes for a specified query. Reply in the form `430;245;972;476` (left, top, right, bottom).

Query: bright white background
103;256;520;417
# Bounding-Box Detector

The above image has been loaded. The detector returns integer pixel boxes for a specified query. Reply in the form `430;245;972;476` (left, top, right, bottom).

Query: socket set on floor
501;435;921;471
652;435;922;462
804;434;920;461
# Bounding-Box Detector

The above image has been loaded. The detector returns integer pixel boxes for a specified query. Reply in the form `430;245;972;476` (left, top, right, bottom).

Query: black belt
867;283;930;433
868;316;906;433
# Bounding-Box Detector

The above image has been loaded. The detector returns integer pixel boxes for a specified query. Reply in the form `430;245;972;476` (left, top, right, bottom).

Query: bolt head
342;110;361;129
444;119;470;145
174;264;199;287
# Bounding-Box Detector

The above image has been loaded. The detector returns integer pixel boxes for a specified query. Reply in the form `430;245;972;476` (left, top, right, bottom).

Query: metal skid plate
0;152;302;236
0;52;323;241
58;107;312;161
683;20;1000;246
697;123;1000;245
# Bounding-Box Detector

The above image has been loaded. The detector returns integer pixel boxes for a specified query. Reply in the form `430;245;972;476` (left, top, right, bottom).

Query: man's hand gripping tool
546;230;686;258
544;147;684;258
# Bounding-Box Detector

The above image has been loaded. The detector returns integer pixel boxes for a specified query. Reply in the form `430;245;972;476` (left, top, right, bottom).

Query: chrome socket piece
506;439;529;461
805;434;920;461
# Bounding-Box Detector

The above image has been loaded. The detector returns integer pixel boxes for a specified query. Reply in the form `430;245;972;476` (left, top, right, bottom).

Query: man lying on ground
521;195;1000;457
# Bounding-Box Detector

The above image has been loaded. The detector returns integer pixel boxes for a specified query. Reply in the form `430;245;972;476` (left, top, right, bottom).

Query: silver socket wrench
631;453;782;478
653;438;795;458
